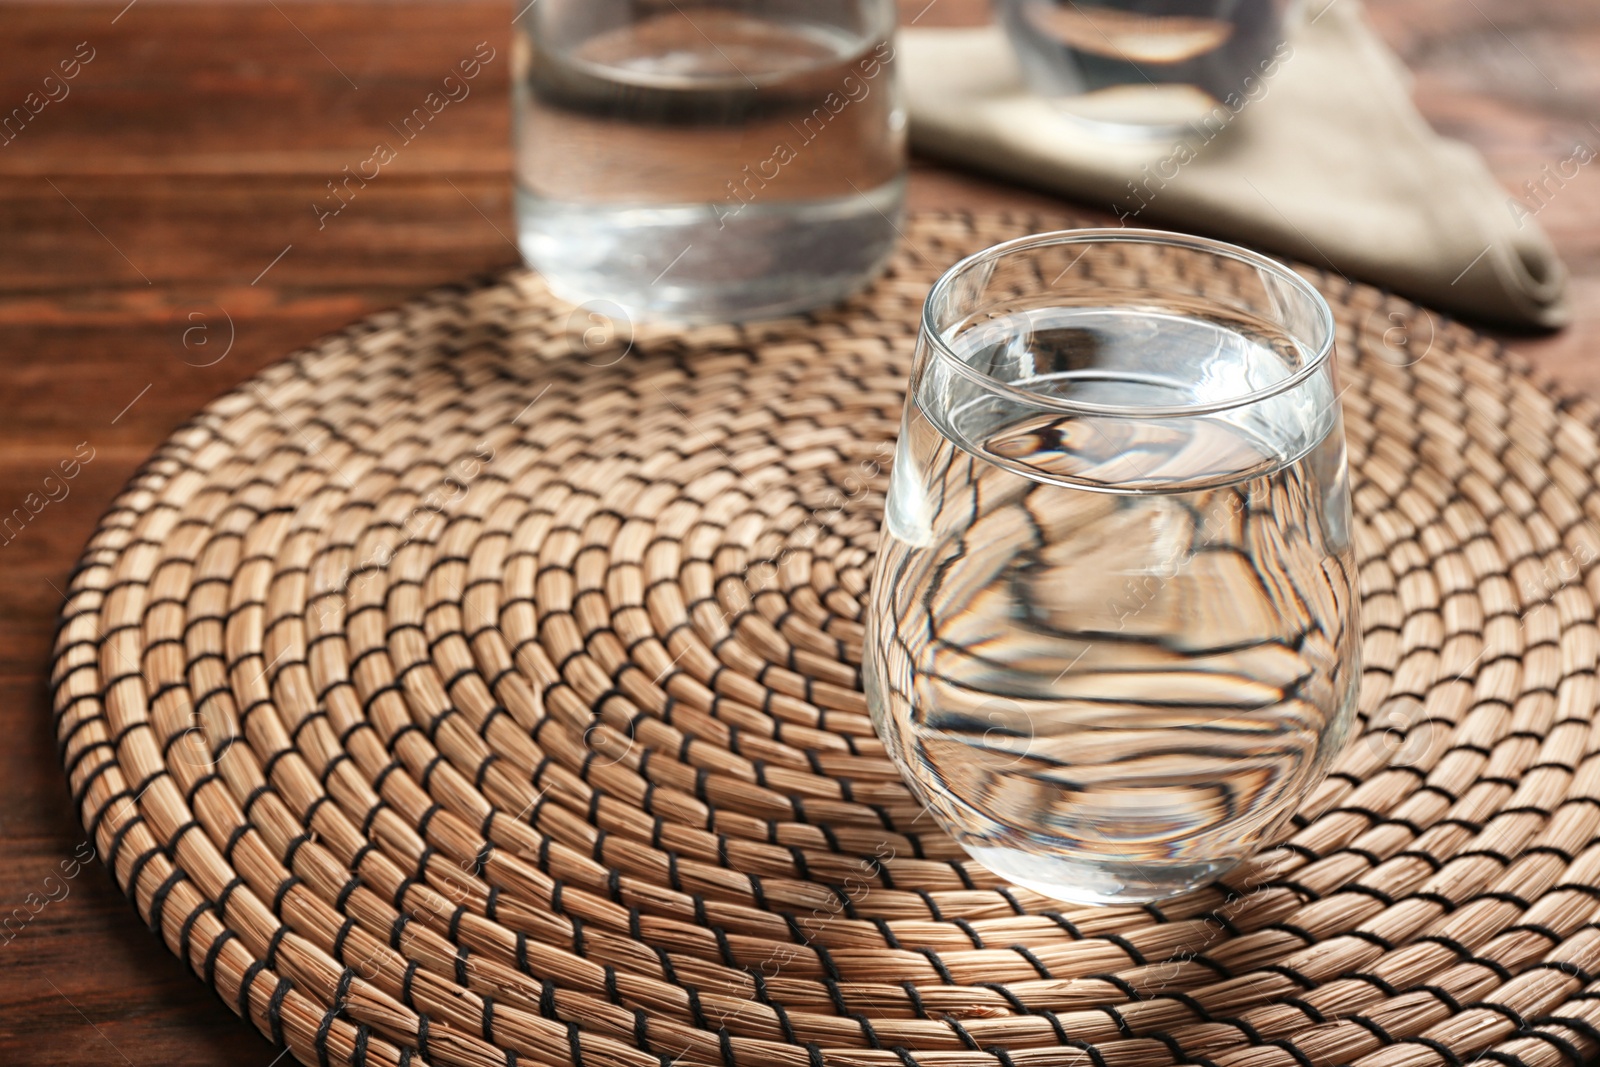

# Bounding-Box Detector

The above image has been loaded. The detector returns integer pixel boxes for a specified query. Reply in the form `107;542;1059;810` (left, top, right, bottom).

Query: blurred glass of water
996;0;1296;137
513;0;907;323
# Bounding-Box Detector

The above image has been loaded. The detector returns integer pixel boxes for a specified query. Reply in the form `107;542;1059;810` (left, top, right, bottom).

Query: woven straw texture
51;213;1600;1067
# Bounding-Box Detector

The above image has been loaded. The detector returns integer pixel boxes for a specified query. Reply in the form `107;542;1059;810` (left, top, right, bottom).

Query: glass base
965;842;1239;905
1048;84;1228;142
516;177;906;324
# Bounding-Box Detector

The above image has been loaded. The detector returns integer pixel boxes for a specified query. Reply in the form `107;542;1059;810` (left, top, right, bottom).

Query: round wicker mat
51;213;1600;1067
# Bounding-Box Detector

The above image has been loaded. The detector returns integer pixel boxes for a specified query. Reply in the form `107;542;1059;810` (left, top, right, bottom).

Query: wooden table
0;1;1594;1062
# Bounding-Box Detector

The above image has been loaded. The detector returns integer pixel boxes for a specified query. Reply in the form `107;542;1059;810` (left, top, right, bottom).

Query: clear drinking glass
512;0;907;322
995;0;1297;138
865;230;1358;905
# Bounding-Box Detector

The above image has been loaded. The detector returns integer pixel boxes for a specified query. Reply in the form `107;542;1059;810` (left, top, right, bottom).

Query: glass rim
920;228;1338;420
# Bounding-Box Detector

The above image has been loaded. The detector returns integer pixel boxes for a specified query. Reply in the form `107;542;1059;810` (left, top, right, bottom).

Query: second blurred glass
996;0;1296;138
514;0;906;323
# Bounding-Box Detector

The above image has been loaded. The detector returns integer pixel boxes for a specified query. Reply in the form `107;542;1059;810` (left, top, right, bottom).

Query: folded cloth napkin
899;3;1569;329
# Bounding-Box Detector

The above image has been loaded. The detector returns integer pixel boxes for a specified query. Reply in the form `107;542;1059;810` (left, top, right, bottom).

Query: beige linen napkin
899;4;1569;329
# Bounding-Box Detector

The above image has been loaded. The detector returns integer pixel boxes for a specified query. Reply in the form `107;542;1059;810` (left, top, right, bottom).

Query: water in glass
514;2;905;321
867;289;1358;904
995;0;1294;136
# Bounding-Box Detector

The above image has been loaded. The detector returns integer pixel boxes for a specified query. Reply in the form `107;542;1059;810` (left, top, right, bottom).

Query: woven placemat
51;213;1600;1067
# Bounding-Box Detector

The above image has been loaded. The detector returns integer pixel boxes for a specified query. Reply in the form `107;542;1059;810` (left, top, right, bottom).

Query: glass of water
865;229;1358;905
996;0;1297;138
512;0;907;323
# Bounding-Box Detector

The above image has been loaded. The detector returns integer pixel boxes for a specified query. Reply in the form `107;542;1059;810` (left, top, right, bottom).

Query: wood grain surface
0;1;1595;1063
